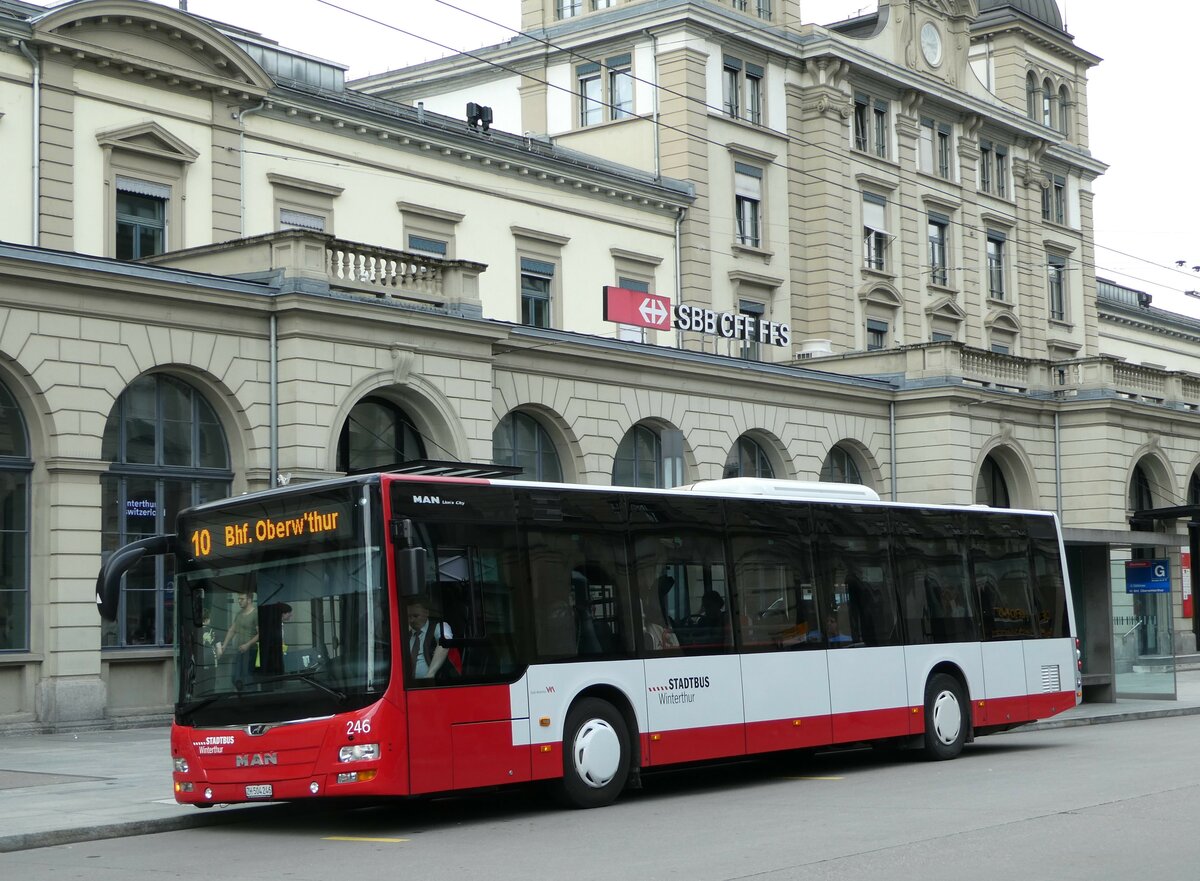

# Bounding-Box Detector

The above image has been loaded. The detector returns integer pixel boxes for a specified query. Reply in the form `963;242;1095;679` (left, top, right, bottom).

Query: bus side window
892;509;976;644
970;514;1034;640
724;500;817;652
815;506;900;648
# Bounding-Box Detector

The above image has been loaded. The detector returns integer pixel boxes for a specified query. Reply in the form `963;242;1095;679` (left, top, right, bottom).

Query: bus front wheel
560;698;630;809
923;673;967;761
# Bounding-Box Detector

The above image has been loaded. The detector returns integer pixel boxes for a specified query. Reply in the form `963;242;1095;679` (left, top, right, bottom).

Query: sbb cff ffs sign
602;286;790;347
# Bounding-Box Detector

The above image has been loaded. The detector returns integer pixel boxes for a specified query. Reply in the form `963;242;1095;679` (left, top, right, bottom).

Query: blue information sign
1125;559;1171;594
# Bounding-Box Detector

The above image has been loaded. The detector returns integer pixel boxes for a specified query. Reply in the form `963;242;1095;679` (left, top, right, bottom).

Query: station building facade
0;0;1197;730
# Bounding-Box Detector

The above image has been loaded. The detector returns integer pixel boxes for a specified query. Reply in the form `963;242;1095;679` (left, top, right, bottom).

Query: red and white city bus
96;472;1080;809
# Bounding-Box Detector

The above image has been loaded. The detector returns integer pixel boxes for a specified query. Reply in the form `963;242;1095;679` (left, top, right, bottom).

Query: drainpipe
17;41;40;246
644;28;661;180
889;401;897;500
235;100;266;235
269;314;278;487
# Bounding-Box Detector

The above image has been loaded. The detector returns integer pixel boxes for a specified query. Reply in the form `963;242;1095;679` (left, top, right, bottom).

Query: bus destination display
187;507;347;559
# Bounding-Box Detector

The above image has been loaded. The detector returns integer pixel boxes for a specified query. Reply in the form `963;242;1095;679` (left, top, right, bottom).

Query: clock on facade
920;21;943;66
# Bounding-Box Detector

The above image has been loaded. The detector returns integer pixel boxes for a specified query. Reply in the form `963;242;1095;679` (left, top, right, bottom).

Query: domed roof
977;0;1064;32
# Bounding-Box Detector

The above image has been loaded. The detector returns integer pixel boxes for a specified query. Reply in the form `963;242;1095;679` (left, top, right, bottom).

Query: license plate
244;784;273;799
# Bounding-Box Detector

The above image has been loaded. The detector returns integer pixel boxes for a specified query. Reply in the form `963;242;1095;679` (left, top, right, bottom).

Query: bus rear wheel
560;698;630;809
923;673;967;761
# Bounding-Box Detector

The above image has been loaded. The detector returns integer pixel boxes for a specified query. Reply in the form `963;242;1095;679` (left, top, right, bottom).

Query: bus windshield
175;482;388;727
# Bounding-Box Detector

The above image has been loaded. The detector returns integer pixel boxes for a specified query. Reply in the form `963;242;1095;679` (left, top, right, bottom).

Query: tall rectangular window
866;318;888;351
995;146;1008;198
919;118;952;179
739;299;765;361
980;141;993;193
520;257;554;328
617;276;649;343
734;162;763;248
1042;174;1066;224
863;193;889;272
115;177;168;260
557;0;581;18
986;232;1006;300
855;94;889;158
723;56;763;124
928;212;949;287
745;64;763;125
578;63;602;126
608;55;634;120
723;58;741;118
1047;254;1067;321
756;0;772;19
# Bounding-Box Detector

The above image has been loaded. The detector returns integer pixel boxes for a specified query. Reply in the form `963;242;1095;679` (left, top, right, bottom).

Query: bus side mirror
96;535;172;622
396;547;427;598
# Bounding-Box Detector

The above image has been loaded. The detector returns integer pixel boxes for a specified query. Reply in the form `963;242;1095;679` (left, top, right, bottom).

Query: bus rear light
339;743;380;762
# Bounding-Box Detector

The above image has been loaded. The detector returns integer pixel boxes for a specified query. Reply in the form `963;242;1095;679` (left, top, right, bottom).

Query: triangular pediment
925;295;967;322
96;121;199;164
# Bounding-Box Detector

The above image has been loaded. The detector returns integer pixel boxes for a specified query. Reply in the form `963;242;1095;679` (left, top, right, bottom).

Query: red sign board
603;286;671;331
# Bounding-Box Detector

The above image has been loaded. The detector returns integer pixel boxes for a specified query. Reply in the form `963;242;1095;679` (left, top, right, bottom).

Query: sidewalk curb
1018;704;1200;732
0;810;249;854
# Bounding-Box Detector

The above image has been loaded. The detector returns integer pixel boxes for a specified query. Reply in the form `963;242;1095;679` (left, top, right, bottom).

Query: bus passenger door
391;482;532;795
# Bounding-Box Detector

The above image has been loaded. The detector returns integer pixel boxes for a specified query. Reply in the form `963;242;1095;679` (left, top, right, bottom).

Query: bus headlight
174;757;189;773
339;743;380;762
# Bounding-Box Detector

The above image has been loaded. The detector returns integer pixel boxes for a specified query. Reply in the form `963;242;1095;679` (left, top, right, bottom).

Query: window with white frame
863;193;889;272
521;257;555;328
592;0;616;8
399;202;462;260
1047;253;1067;321
979;140;1008;197
739;300;765;360
1057;85;1070;136
986;232;1006;300
927;212;950;287
722;56;763;125
853;93;889;158
616;276;650;343
115;177;168;260
577;53;633;126
756;0;772;20
866;317;889;351
558;0;582;19
1042;173;1066;225
1042;77;1054;128
734;162;763;248
918;118;953;179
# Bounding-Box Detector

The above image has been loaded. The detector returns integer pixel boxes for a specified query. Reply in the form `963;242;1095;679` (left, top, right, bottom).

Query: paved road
4;715;1199;880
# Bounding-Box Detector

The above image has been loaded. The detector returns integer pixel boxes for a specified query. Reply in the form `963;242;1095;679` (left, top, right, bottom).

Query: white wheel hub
931;689;962;745
571;718;621;789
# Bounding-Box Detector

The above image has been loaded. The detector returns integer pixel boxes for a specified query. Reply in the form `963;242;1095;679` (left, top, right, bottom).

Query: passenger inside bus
405;597;455;680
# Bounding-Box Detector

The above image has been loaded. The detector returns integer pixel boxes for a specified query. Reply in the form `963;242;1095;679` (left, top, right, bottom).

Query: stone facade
0;0;1197;730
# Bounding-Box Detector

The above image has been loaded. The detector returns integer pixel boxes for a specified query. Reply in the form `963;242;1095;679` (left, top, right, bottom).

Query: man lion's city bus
96;472;1080;809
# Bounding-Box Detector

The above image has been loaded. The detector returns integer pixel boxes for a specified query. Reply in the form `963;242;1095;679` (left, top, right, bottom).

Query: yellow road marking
322;836;409;843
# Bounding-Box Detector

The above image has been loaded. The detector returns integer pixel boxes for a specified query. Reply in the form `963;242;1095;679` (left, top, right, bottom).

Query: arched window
1129;463;1153;512
337;396;425;473
0;380;31;652
1042;78;1054;128
101;374;231;648
819;444;862;484
1026;72;1038;119
1057;85;1070;136
613;424;684;488
493;411;563;481
975;455;1011;507
1188;470;1200;506
724;435;775;479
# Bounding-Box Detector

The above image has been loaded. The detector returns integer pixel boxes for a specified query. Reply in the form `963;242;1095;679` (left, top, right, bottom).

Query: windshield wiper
255;668;347;701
